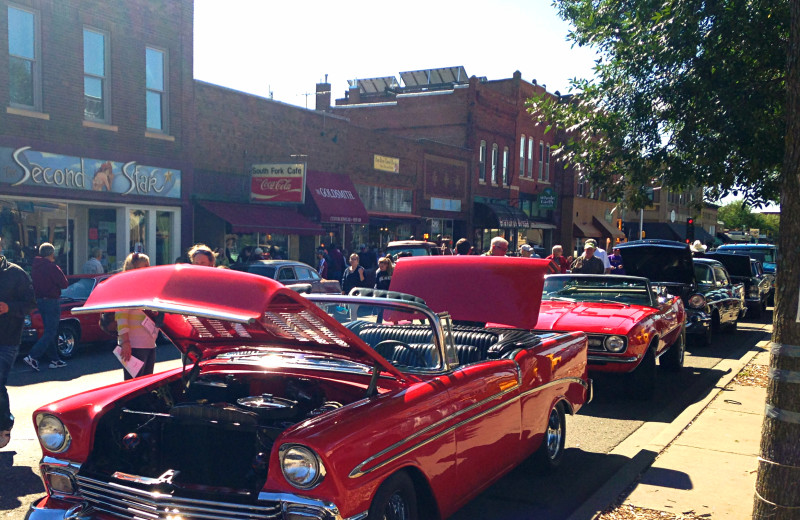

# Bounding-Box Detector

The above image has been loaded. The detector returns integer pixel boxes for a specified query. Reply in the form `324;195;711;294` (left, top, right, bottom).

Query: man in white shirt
83;248;104;274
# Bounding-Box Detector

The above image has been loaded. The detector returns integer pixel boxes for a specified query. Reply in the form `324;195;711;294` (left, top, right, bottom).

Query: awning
593;216;626;240
198;201;323;235
573;221;603;238
475;202;531;229
305;171;369;224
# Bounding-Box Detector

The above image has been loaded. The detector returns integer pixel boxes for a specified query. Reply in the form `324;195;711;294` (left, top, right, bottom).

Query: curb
567;338;770;520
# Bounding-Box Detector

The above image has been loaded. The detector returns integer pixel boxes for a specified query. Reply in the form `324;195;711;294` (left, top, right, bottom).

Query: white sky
193;1;779;212
193;0;599;108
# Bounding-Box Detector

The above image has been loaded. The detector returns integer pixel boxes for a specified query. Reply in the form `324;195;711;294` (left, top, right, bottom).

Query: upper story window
502;146;509;186
84;28;109;122
519;136;525;178
545;144;551;182
478;140;486;182
538;141;544;180
8;5;41;110
491;144;499;184
146;47;167;132
577;179;585;197
527;137;534;178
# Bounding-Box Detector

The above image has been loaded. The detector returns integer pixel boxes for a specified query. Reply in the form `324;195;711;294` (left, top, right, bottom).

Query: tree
531;0;799;517
718;200;780;240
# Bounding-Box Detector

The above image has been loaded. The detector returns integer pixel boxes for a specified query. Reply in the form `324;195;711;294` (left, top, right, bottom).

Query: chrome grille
76;475;282;519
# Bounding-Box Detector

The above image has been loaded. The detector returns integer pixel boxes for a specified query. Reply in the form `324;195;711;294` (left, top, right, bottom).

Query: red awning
305;170;369;224
198;201;323;235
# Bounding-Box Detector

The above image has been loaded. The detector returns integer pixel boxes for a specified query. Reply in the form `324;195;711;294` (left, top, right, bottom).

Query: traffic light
686;217;695;242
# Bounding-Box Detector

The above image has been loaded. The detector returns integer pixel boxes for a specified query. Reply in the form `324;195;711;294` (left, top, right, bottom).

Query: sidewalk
571;339;770;520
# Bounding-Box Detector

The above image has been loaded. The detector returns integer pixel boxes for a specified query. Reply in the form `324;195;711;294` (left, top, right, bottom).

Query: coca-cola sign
250;163;305;203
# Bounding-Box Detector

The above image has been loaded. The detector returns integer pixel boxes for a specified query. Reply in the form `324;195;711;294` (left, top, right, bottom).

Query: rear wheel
660;329;685;372
535;403;566;471
627;347;656;399
368;472;418;520
57;324;78;359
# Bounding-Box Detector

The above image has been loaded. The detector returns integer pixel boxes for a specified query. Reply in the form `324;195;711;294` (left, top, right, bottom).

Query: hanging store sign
538;188;557;210
0;146;181;198
250;163;305;203
374;154;400;173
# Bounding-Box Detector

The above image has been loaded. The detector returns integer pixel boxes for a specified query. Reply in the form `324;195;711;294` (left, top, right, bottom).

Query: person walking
327;243;346;282
188;244;216;267
518;244;540;258
341;253;366;294
316;248;328;279
0;238;36;449
82;247;104;274
454;238;472;255
374;256;394;290
116;253;159;380
23;243;69;371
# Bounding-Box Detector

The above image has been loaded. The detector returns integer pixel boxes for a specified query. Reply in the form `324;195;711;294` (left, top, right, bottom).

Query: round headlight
604;335;626;353
687;294;706;309
36;414;70;453
280;445;325;489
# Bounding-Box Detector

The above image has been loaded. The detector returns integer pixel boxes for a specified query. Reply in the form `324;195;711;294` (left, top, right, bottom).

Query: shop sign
374;154;400;173
250;163;305;203
1;146;181;198
538;188;557;209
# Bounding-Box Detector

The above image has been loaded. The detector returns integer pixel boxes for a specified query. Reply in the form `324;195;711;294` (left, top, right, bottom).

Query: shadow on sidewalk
0;451;44;510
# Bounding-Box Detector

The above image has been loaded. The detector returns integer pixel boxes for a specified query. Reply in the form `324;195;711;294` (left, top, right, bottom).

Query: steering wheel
373;340;427;368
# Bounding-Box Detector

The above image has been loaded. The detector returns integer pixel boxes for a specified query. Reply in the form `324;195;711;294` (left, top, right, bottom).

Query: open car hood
703;253;752;277
615;241;696;286
72;264;407;380
390;256;549;329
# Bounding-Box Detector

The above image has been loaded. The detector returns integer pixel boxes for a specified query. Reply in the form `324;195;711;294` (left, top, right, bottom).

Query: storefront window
156;211;172;265
88;208;116;272
0;198;70;272
129;209;147;254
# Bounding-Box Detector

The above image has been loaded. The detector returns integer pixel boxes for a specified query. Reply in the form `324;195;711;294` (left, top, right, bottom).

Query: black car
615;239;740;346
692;258;747;335
705;252;771;319
231;260;342;294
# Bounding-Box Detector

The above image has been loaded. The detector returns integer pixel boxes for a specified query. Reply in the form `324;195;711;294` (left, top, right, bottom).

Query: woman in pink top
116;253;159;380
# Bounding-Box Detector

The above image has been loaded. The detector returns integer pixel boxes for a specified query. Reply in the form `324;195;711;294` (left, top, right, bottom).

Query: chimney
348;81;361;104
316;76;331;111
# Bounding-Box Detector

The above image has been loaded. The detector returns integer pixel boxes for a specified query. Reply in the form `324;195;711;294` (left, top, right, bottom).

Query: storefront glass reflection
129;209;147;254
0;198;71;273
156;211;172;265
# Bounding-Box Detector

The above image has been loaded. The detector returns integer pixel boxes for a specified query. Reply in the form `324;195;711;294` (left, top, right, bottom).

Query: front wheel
57;324;79;359
368;472;418;520
660;329;685;372
535;403;566;471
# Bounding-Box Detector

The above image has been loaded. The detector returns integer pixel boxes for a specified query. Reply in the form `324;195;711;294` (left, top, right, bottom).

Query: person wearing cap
251;247;264;261
570;240;605;274
585;238;612;273
690;240;707;257
518;244;540;258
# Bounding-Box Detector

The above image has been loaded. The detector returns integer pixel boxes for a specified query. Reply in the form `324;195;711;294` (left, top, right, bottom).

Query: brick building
0;0;193;273
329;68;564;253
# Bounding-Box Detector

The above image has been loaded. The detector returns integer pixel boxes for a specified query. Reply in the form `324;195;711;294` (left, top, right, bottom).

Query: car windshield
61;278;95;300
720;247;776;263
312;299;443;371
542;276;653;306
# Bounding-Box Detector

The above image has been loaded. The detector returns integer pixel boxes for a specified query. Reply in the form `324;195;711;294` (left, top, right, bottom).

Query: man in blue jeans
0;236;36;449
23;243;68;372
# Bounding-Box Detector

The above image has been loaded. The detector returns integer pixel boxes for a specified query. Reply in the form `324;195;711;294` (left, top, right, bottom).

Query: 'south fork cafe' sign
250;163;305;203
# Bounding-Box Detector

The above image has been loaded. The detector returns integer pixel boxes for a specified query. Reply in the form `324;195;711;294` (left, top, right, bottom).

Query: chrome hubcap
383;492;409;520
58;331;75;356
545;409;562;459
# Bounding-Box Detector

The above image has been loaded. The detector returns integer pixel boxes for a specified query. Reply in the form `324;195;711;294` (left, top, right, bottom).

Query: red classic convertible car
22;274;115;358
536;274;686;399
27;257;590;520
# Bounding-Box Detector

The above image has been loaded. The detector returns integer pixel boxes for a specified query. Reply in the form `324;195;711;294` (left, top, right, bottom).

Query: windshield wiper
547;296;576;302
594;299;631;306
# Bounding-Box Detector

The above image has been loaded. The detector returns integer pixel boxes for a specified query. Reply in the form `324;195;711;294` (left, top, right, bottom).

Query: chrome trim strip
587;354;639;364
349;373;588;478
257;492;346;520
73;301;257;324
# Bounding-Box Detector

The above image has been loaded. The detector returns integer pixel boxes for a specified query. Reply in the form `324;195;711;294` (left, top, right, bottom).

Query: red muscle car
27;257;590;520
536;274;686;399
22;274;115;358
